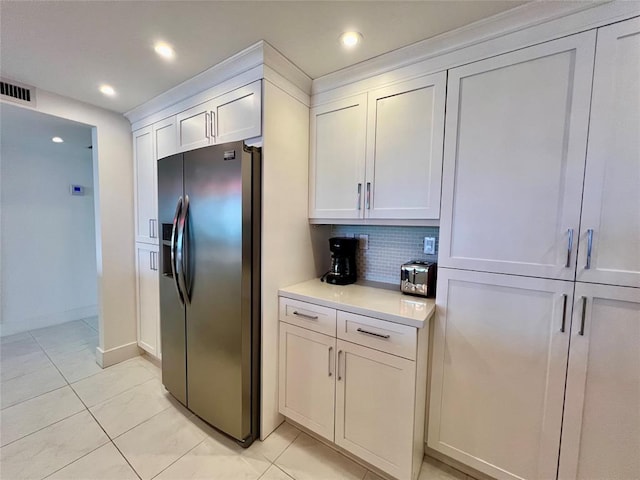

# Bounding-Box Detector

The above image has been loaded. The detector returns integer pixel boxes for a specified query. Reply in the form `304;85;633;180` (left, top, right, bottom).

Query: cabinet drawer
337;312;416;360
279;297;336;336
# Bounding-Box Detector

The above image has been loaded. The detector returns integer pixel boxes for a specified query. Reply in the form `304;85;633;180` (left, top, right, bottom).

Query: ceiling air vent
0;78;36;107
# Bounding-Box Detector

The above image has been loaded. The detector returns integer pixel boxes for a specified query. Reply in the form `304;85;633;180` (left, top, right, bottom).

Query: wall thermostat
70;185;84;196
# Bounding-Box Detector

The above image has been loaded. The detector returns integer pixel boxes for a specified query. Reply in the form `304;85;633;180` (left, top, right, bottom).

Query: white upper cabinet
213;81;262;144
558;282;640;480
309;94;367;219
133;126;158;245
154;115;177;161
428;268;573;480
365;73;446;219
577;18;640;288
310;73;446;222
176;81;262;153
438;32;596;280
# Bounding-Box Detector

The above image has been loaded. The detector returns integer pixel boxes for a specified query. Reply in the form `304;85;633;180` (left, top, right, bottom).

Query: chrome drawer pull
328;346;333;377
560;294;568;333
356;328;390;339
292;311;318;320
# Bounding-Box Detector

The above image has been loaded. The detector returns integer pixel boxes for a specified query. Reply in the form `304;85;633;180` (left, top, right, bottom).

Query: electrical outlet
359;234;369;250
423;236;436;255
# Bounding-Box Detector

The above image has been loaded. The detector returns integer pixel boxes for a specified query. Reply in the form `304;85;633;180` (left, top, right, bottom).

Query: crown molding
312;1;639;96
125;40;311;127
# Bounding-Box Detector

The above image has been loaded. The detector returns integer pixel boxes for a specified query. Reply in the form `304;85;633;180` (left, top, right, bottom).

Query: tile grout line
149;438;208;479
26;329;143;480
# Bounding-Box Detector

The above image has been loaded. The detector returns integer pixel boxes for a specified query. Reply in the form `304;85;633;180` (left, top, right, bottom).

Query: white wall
1;139;97;334
0;89;137;366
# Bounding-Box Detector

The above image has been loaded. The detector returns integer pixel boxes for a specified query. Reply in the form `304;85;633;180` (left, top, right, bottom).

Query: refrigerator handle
171;196;185;305
178;195;191;303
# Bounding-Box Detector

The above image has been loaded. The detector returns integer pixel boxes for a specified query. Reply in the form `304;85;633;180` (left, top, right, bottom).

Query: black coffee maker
324;237;358;285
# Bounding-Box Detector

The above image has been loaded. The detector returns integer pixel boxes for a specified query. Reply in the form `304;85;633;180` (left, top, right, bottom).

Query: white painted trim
310;218;440;227
0;305;98;337
125;41;264;125
312;2;639;97
96;341;141;368
126;40;312;128
129;66;263;131
263;66;310;107
262;42;312;94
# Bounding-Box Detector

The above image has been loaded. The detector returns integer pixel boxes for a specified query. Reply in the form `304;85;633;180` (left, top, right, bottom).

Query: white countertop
278;279;435;328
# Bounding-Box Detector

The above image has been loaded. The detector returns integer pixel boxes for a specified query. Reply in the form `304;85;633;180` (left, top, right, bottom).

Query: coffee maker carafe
324;237;358;285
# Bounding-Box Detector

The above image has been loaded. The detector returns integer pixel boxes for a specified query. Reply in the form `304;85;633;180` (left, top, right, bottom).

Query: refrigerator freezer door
183;143;256;441
157;153;188;406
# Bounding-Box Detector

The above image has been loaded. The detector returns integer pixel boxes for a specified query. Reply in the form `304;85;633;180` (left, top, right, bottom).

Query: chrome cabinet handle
204;112;210;139
356;328;390;339
211;111;216;139
585;229;594;269
148;219;157;239
566;229;573;268
177;195;191;303
366;182;371;210
328;346;333;377
579;296;587;336
149;251;154;271
560;294;568;333
357;183;362;210
337;350;343;381
171;197;185;305
292;311;318;320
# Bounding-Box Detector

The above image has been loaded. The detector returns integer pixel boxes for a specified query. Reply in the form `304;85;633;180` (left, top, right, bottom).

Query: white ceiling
0;1;526;114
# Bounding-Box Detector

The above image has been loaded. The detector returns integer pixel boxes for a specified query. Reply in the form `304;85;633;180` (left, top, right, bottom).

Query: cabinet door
309;94;367;219
558;283;640;480
133;126;158;244
212;80;261;144
366;73;446;220
154;116;177;161
428;268;573;480
577;18;640;288
278;322;336;441
335;339;415;480
176;100;215;153
136;243;160;357
439;32;596;280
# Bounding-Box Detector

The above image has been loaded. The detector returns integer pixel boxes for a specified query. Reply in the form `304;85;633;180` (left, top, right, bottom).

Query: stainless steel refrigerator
157;142;260;446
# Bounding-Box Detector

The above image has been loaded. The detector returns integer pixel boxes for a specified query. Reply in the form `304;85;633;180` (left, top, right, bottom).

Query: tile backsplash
330;225;439;285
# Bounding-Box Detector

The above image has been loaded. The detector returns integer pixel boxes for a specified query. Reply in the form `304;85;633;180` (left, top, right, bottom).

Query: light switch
424;237;436;255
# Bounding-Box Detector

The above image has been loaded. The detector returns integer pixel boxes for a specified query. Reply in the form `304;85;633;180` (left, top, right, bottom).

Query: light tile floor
0;319;472;480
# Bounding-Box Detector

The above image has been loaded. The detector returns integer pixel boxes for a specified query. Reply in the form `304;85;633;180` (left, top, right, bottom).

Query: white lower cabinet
135;243;160;358
278;296;428;480
278;322;336;441
335;339;416;480
428;268;572;480
558;283;640;480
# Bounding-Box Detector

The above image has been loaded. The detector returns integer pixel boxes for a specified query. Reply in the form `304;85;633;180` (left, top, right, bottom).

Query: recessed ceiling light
99;84;116;96
340;31;363;48
52;136;64;143
154;42;175;60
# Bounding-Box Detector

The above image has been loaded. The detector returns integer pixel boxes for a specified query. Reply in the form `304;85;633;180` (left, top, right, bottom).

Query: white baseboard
0;305;98;337
96;341;141;368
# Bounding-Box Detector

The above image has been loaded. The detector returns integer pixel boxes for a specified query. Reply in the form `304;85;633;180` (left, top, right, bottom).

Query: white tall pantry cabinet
430;18;640;480
132;116;177;358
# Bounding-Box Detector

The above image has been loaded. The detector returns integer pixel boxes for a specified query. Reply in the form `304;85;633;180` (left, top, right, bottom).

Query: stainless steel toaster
400;261;437;298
